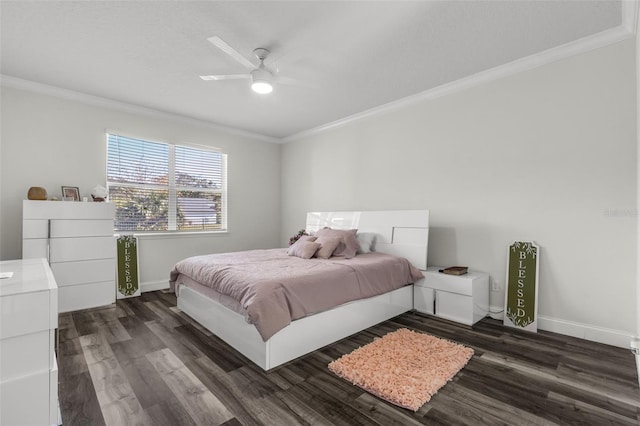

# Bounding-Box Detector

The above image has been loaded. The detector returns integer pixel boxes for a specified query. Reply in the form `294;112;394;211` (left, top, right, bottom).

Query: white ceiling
0;1;630;140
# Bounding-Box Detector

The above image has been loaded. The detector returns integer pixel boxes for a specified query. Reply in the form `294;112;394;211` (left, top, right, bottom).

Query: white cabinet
22;200;116;312
0;258;59;426
414;267;489;325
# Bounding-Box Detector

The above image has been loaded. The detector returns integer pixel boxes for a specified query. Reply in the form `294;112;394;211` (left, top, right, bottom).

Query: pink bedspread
169;248;423;341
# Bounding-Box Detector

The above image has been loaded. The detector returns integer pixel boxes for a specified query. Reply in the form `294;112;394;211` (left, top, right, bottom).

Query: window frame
106;131;227;234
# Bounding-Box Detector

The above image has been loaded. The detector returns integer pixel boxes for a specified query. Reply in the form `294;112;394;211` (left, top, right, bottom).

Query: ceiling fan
200;36;277;94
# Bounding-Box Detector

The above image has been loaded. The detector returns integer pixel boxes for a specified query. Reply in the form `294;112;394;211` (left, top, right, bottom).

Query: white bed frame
177;210;429;370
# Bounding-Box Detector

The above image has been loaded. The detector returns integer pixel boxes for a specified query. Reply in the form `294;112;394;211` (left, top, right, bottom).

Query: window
107;133;227;232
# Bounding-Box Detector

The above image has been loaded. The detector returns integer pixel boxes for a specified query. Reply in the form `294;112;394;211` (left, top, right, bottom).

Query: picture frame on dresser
61;186;80;201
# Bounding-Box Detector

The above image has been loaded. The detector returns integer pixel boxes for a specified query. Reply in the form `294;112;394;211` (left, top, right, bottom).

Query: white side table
0;258;59;425
414;266;489;325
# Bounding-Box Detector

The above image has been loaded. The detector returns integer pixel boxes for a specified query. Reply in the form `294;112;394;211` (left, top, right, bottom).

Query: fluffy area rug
328;328;474;411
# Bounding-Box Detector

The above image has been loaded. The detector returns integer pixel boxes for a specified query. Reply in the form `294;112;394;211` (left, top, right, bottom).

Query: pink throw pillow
314;236;342;259
296;235;317;243
314;228;360;258
287;240;321;259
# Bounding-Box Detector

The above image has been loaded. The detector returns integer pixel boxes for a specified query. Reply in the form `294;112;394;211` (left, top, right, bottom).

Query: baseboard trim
488;306;632;348
537;316;633;349
489;305;505;321
141;280;170;293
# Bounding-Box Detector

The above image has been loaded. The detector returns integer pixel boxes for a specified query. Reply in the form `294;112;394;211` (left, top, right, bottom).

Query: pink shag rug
328;328;474;411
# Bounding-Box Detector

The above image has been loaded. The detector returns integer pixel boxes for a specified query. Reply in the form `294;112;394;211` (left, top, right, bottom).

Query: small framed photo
61;186;80;201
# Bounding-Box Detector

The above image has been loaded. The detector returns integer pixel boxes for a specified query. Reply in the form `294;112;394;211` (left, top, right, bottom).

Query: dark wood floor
58;290;640;425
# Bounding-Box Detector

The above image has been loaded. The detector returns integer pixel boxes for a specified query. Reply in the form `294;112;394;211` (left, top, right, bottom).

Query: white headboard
306;210;429;270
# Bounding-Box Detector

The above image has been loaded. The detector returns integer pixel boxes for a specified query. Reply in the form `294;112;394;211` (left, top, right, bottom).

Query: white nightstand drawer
436;290;474;325
424;270;487;296
413;286;434;315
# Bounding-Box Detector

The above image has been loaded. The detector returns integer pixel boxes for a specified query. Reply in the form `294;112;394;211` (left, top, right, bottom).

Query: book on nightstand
439;266;468;275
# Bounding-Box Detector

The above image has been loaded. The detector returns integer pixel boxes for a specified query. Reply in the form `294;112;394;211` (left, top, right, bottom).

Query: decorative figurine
91;185;108;202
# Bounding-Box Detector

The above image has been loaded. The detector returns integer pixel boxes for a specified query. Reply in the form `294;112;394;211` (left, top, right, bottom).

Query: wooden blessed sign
504;241;539;332
116;235;140;299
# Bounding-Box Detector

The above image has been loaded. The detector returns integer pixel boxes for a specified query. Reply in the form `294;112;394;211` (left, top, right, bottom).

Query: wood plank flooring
58;291;640;425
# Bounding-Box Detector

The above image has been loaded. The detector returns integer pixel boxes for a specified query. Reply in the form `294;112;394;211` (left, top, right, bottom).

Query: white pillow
356;232;376;254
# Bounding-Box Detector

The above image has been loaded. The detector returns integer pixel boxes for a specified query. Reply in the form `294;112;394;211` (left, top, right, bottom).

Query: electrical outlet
491;279;500;292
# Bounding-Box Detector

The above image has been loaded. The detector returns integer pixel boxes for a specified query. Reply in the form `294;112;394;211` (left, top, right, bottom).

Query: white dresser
22;200;116;312
414;267;490;325
0;258;59;426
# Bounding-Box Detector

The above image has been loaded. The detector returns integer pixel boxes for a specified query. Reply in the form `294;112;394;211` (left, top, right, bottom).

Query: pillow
287;240;321;259
314;228;360;259
296;235;317;243
356;232;376;254
313;236;342;259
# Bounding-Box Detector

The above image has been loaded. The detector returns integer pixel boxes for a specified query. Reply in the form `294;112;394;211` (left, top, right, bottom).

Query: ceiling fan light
251;68;273;94
252;80;273;94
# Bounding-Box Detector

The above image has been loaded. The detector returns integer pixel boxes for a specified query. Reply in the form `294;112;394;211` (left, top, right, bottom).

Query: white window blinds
107;133;227;232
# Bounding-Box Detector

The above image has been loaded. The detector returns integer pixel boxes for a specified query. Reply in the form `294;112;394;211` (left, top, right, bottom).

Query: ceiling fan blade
199;74;251;81
276;75;302;86
207;36;255;70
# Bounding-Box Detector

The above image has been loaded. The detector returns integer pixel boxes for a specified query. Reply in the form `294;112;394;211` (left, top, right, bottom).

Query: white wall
281;39;637;347
0;85;282;287
635;6;640;364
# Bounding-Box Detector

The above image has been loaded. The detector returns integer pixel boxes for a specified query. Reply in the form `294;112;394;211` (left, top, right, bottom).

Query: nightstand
1;258;58;426
414;266;489;325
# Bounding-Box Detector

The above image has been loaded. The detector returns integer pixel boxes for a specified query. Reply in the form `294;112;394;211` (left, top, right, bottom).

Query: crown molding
284;23;635;143
0;75;281;144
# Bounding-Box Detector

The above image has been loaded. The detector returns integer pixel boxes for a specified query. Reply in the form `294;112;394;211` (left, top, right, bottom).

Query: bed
172;210;429;370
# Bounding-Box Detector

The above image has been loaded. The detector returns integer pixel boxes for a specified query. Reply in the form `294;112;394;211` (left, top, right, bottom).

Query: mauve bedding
170;248;423;341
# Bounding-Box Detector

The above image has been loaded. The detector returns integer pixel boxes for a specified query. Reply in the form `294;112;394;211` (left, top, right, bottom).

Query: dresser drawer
22;238;48;259
1;367;52;426
22;219;49;239
51;219;113;238
0;291;55;339
1;330;53;382
50;236;115;262
50;352;58;425
51;258;115;287
59;280;115;312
